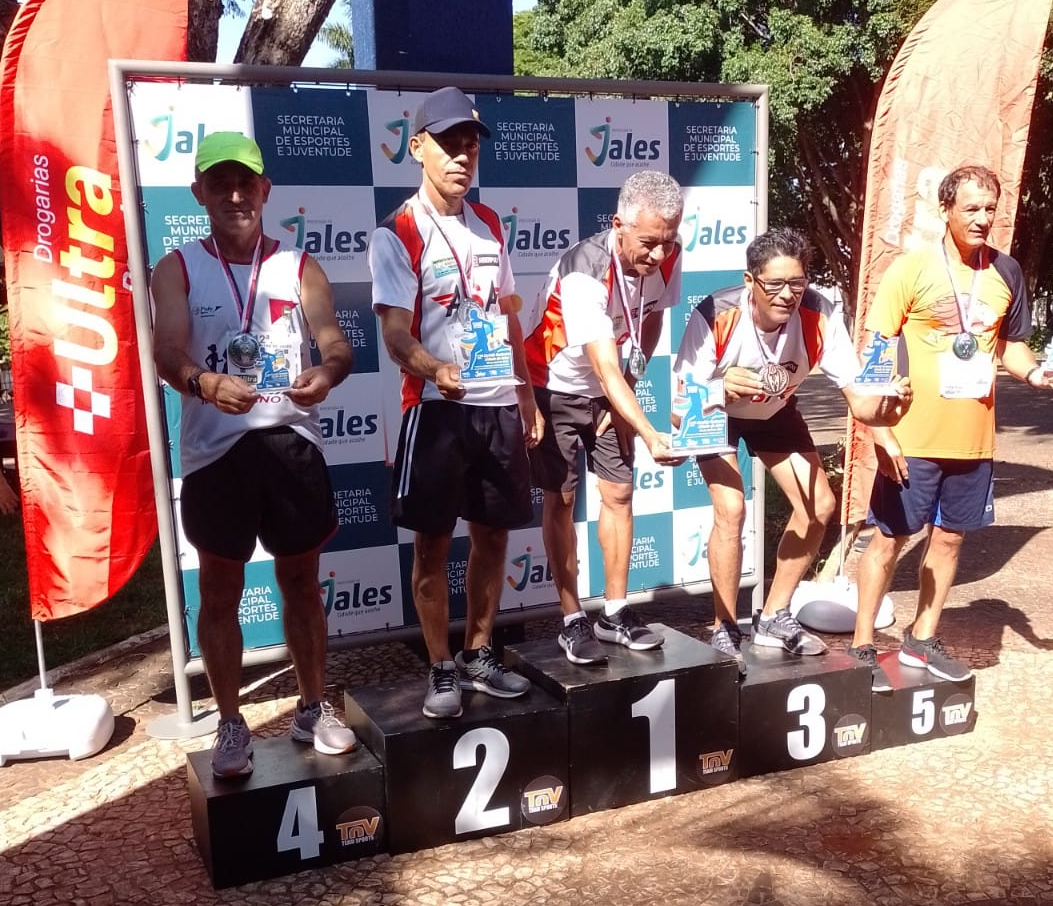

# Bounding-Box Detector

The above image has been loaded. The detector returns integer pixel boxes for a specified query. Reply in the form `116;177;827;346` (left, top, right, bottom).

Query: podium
869;652;977;750
508;625;740;815
345;680;569;854
737;643;872;777
187;737;385;888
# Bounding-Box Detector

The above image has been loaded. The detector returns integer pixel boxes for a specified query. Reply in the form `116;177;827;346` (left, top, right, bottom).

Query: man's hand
874;431;908;484
517;387;544;448
285;364;337;407
434;363;466;401
646;432;686;467
873;376;912;425
722;365;763;402
205;372;259;414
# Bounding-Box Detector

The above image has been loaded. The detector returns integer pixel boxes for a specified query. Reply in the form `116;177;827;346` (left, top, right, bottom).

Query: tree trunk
187;0;224;63
235;0;336;66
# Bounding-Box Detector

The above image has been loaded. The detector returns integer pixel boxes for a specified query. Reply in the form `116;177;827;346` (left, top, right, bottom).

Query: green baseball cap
195;131;265;175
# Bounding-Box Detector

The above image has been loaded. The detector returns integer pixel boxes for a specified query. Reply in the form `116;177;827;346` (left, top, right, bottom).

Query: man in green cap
151;130;357;777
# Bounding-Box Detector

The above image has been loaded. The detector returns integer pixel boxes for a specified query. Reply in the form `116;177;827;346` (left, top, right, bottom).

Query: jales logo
281;207;367;254
586;119;661;166
320;410;378;439
501;208;572;253
381;112;411;163
144;112;205;162
506;547;554;591
320;571;392;615
681;210;748;251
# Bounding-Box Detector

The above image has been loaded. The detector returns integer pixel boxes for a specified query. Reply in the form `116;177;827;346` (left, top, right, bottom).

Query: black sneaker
847;644;893;692
558;617;607;665
899;630;972;681
594;605;664;650
710;620;747;676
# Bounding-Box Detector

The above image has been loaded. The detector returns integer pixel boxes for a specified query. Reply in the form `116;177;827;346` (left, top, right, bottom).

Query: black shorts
703;398;815;459
391;401;533;534
530;387;634;493
180;427;337;561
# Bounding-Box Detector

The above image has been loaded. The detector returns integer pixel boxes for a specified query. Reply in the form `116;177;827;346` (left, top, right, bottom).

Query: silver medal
952;332;978;360
759;362;790;395
228;332;261;369
628;346;647;380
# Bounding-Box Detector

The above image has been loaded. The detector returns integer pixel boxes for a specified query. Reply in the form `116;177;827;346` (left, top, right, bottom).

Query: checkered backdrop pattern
124;79;763;656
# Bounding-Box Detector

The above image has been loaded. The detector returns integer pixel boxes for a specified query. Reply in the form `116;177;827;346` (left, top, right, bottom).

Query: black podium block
187;737;385;888
508;624;740;817
870;652;977;751
737;644;872;777
345;681;569;854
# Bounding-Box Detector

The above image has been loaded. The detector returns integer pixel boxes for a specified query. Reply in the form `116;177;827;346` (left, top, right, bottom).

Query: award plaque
670;376;731;456
852;332;900;396
457;310;520;387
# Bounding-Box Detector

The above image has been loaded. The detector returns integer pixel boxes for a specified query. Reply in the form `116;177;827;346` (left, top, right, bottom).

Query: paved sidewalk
3;372;1053;905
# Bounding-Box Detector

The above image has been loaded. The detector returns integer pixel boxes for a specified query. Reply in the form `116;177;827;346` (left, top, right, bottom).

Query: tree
186;0;335;65
526;0;936;314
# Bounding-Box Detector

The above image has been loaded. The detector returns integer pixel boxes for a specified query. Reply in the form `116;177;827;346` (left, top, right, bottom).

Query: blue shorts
868;457;994;536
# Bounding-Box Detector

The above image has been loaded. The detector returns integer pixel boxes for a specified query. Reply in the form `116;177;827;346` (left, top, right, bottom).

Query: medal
952;331;978;361
228;331;260;369
628;346;647;380
759;362;790;395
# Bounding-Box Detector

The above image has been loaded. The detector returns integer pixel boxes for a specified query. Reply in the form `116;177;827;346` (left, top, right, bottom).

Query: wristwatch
187;371;205;400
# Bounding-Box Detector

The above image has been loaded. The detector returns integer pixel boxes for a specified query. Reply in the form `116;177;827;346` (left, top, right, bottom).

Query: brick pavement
3;372;1053;906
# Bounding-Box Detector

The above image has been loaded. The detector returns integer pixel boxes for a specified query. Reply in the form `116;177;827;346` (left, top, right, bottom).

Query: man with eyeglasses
523;171;684;666
369;87;542;719
672;228;911;673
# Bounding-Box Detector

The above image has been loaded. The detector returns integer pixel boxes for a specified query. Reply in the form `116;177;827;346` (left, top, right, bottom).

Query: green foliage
317;0;353;68
0;307;9;369
525;1;935;310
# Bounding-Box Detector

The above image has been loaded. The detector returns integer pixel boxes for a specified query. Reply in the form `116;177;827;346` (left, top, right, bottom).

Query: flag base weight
789;575;895;634
0;687;114;766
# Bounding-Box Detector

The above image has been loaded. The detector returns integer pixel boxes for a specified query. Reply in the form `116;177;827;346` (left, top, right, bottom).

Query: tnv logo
381;111;411;163
143;111;205;162
280;207;307;247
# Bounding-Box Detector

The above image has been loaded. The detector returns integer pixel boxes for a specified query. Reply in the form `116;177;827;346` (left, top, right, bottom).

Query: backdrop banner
0;0;187;619
842;0;1050;525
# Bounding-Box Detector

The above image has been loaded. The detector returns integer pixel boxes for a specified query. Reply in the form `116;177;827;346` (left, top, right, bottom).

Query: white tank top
176;237;323;476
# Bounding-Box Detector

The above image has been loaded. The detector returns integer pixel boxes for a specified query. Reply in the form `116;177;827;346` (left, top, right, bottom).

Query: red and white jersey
369;195;517;411
673;284;859;420
524;228;682;397
175;237;321;476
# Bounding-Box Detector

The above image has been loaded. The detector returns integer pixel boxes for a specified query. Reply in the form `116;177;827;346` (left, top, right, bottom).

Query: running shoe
710;620;747;676
752;607;827;655
455;645;530;698
847;643;893;692
898;630;972;681
558;617;607;665
594;605;664;650
290;700;357;755
211;715;253;778
422;660;463;719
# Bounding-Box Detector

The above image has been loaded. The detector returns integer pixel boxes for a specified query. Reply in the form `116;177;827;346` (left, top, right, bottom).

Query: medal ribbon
612;244;646;359
941;242;985;336
744;288;790;367
212;234;264;334
416;193;479;312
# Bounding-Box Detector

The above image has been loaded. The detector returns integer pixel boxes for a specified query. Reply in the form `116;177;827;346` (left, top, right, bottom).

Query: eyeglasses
753;276;809;295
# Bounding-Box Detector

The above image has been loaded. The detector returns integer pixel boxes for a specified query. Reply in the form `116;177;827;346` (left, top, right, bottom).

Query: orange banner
843;0;1050;525
0;0;187;619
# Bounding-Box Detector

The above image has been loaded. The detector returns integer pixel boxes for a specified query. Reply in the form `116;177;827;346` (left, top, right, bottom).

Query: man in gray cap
369;87;543;719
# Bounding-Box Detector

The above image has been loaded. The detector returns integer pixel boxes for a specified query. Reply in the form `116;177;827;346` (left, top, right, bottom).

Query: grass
0;514;167;691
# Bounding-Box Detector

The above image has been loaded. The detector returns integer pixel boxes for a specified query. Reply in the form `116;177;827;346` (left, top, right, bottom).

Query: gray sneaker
752;607;827;656
423;660;463;719
710;620;747;676
211;715;253;778
558;616;607;665
847;644;893;692
594;605;664;650
290;700;357;755
455;645;530;698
